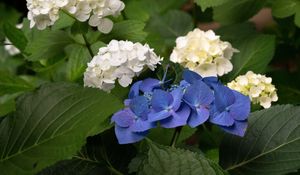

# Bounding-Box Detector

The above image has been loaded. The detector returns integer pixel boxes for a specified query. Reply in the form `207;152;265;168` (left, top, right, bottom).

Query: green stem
108;166;124;175
170;127;182;147
61;9;94;57
82;33;94;57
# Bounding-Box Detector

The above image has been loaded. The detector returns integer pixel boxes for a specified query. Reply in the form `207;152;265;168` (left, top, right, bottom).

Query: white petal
97;18;113;34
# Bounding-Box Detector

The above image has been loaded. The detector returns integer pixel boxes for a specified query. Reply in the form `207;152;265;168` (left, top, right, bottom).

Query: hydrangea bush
0;0;299;175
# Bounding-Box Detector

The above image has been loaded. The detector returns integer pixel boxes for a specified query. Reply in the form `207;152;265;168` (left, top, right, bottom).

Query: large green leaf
227;34;275;80
220;105;300;175
103;20;147;42
272;0;298;18
3;23;28;52
65;44;91;82
213;0;266;24
25;30;73;61
0;71;34;96
194;0;234;11
0;83;122;175
39;130;136;175
138;140;227;175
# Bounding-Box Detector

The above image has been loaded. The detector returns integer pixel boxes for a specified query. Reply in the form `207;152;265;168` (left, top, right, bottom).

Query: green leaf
71;21;89;35
146;10;193;47
104;20;147;42
213;0;266;24
138;140;227;175
0;83;122;175
52;11;75;30
148;126;196;146
272;0;298;18
0;3;21;39
25;30;73;61
3;23;28;52
0;71;34;96
38;130;135;175
294;5;300;27
220;105;300;175
227;34;275;80
194;0;234;11
65;44;91;82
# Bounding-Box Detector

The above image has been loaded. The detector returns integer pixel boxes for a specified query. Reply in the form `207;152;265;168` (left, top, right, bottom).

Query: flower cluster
84;40;162;91
4;24;23;56
170;28;239;77
111;69;251;144
227;71;278;108
27;0;124;33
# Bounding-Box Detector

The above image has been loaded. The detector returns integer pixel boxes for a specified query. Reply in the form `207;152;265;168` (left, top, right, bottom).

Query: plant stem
108;166;124;175
81;33;94;57
170;127;182;147
61;9;94;57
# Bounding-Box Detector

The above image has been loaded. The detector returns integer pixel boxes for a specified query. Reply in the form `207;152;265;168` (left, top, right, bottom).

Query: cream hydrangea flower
26;0;124;33
170;28;238;77
227;71;278;108
4;24;23;55
84;40;162;91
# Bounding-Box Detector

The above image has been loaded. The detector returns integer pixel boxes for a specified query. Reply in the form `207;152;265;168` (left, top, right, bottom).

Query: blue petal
209;111;235;126
148;110;171;122
188;107;209;128
124;99;131;106
183;81;214;107
203;77;219;88
151;89;173;111
115;126;147;144
183;69;202;84
170;88;183;111
220;121;248;137
179;80;190;89
140;78;161;92
160;104;190;128
130;96;149;116
111;109;135;127
229;90;251;121
128;81;142;99
130;119;156;132
212;84;235;111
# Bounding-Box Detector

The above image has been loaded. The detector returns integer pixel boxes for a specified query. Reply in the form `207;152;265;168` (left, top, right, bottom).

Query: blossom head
227;71;278;108
210;84;251;136
27;0;124;33
83;40;162;92
170;28;238;77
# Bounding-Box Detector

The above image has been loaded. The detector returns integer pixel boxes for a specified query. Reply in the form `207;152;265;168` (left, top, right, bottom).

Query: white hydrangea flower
170;28;238;77
227;71;278;109
84;40;162;92
26;0;125;33
4;24;23;56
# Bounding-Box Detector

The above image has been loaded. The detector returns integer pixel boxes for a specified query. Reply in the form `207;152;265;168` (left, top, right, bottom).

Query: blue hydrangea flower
209;83;250;136
148;88;191;128
183;80;214;127
112;95;156;144
140;78;161;92
182;69;218;88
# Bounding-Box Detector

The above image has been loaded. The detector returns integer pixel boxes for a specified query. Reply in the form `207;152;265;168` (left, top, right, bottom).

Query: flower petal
151;89;173;111
188;107;209;128
170;88;183;111
115;126;147;144
184;81;214;107
229;90;251;121
212;84;235;111
130;119;156;132
220;121;248;137
209;111;234;126
160;104;190;128
140;78;161;92
111;109;135;127
148;110;171;122
128;81;142;99
182;69;202;84
130;96;149;116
